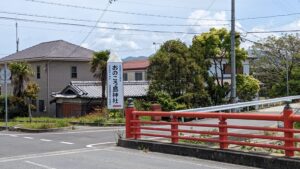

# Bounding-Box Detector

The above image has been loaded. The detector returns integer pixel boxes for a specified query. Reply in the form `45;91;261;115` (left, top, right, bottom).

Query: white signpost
0;64;11;129
107;53;124;109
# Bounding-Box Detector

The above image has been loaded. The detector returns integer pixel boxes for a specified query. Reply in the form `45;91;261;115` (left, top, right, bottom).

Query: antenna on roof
16;22;19;52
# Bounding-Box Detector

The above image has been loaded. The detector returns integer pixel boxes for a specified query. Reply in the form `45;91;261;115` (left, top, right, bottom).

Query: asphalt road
0;126;259;169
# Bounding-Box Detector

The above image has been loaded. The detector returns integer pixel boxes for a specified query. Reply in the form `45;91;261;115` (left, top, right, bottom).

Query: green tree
236;75;260;101
24;82;40;122
9;62;33;97
90;50;110;109
148;39;210;108
252;34;300;97
191;28;247;104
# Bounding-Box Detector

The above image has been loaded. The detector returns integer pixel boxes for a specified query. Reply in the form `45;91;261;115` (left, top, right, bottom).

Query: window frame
71;66;77;79
135;72;143;81
36;65;41;79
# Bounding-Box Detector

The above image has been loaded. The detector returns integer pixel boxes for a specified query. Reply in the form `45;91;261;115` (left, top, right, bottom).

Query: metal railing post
283;101;294;157
171;115;179;143
219;117;228;149
125;98;135;139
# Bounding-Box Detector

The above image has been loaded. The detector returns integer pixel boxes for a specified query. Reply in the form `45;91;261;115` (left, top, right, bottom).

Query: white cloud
186;10;229;33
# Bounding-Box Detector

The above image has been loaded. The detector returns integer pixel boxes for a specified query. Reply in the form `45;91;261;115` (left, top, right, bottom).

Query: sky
1;0;300;59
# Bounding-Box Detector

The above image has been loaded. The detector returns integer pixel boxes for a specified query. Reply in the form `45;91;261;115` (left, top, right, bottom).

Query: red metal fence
125;103;300;157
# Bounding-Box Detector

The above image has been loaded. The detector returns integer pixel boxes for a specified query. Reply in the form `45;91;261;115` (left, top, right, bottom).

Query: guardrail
125;101;300;157
175;95;300;113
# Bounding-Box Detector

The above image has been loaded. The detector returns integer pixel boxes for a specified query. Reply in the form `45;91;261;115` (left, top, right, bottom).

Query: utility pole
230;0;237;103
16;22;19;52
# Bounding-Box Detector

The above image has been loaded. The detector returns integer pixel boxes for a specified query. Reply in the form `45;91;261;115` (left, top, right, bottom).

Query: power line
118;0;230;11
237;12;300;21
247;29;300;34
0;16;204;35
0;11;229;27
3;15;300;35
24;0;229;21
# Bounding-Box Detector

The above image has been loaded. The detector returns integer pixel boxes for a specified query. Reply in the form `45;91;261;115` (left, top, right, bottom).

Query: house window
123;73;128;81
135;72;143;81
38;100;45;112
36;66;41;79
71;66;77;79
223;64;243;74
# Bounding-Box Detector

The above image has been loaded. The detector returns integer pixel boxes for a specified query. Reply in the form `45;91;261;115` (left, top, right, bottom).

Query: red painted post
134;114;141;139
283;101;294;157
125;98;135;139
219;117;228;149
171;116;179;143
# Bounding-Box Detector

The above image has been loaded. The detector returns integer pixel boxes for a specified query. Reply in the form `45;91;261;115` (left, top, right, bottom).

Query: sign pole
5;63;8;130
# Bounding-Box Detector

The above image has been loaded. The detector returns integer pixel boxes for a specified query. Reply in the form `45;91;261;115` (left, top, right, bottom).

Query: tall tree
252;34;300;97
90;50;110;108
9;62;33;97
191;28;247;104
147;39;211;108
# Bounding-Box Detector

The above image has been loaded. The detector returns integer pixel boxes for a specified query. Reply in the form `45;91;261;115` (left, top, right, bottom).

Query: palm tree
90;50;110;109
9;62;33;97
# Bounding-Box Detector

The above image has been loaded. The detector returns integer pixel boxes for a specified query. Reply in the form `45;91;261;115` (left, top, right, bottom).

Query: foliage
9;62;33;97
191;28;247;104
134;99;151;111
147;39;210;108
152;91;186;111
24;82;40;99
0;96;27;119
252;34;300;97
236;74;260;101
90;50;110;109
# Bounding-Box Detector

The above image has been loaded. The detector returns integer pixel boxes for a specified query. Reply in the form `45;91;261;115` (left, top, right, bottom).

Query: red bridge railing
125;101;300;157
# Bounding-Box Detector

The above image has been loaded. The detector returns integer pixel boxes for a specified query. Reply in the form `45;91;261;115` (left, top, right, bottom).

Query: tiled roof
123;60;150;70
0;40;94;62
52;81;149;99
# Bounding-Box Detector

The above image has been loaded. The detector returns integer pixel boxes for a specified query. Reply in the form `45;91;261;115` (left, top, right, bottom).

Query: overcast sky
1;0;300;58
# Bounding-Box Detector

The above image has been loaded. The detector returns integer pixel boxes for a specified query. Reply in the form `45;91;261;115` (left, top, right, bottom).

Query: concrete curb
70;122;125;127
118;139;300;169
0;126;71;133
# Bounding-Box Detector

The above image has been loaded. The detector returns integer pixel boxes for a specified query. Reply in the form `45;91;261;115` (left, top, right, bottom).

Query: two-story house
123;60;149;81
0;40;97;116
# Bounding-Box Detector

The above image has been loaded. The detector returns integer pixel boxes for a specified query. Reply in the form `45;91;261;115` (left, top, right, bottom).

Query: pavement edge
118;139;300;169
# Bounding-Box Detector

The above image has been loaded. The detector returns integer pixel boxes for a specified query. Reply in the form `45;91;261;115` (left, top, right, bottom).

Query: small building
51;81;148;117
123;60;149;81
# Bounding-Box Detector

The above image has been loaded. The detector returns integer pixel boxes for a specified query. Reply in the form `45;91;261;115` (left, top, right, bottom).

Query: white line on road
25;160;56;169
9;135;18;137
0;128;124;136
0;147;112;163
40;139;52;142
60;141;74;145
86;142;115;148
24;137;33;140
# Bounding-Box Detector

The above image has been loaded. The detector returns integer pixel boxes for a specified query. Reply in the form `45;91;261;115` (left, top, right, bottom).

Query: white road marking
60;141;74;145
40;139;52;142
0;147;111;163
25;160;56;169
86;142;115;148
0;128;125;136
24;137;33;140
9;135;18;137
